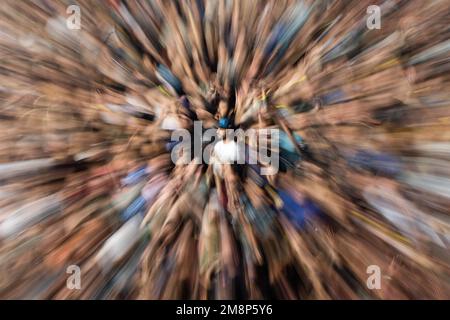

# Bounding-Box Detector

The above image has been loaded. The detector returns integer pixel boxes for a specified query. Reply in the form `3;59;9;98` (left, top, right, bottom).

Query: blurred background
0;0;449;299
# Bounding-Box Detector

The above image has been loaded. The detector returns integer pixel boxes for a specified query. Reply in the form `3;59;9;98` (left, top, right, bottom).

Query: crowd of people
0;0;449;299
